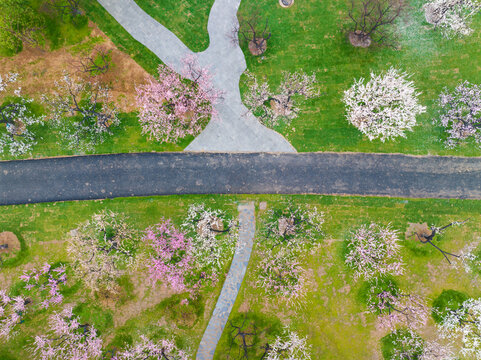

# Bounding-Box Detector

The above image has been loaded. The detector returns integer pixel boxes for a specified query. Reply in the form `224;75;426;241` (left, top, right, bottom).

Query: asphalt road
1;152;481;205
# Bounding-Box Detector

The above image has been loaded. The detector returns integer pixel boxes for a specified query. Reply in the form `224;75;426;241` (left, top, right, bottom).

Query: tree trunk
349;30;372;48
248;38;267;56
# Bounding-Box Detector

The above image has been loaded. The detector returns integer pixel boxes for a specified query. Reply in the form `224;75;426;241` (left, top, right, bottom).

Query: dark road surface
1;152;481;205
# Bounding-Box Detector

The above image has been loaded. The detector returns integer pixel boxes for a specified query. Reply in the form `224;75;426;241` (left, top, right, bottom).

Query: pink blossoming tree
112;335;189;360
136;55;220;144
32;306;103;360
345;223;404;280
144;218;218;293
0;290;29;339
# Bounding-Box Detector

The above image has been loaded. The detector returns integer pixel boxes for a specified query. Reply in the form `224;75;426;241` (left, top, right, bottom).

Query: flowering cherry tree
20;262;67;309
144;218;218;293
345;223;404;280
424;0;481;38
0;290;29;339
262;328;312;360
366;283;429;330
243;71;318;127
0;72;43;156
343;68;426;142
136;55;220;143
256;249;306;303
261;203;324;250
112;335;189;360
435;81;481;148
439;297;481;358
182;203;237;272
32;306;103;360
1;262;67;339
43;72;119;151
67;211;138;292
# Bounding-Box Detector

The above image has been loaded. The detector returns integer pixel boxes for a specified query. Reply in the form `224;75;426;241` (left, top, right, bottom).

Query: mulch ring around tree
0;231;21;258
279;0;294;8
405;223;432;240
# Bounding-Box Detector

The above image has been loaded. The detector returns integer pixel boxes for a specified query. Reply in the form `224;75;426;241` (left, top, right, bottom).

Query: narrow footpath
197;202;255;359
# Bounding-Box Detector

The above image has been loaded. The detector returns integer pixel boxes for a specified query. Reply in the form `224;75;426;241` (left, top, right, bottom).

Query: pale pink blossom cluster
345;223;404;280
32;306;103;360
436;81;481;148
375;293;429;331
256;250;306;304
0;290;28;339
343;68;426;142
112;335;189;360
20;263;67;309
136;55;220;143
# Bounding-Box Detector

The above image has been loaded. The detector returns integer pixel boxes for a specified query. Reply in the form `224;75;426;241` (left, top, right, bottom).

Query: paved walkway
97;0;295;152
2;152;481;205
197;202;255;360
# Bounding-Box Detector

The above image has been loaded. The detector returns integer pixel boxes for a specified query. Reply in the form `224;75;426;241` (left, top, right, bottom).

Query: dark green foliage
432;289;469;324
357;276;399;306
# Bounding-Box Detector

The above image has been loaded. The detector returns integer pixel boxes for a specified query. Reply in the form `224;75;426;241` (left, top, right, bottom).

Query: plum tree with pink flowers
32;306;103;360
112;335;189;360
136;55;220;144
345;223;404;280
0;290;29;339
143;218;218;293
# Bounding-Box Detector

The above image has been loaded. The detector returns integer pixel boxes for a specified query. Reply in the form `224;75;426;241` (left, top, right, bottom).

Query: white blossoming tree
423;0;481;38
343;68;426;142
112;335;189;360
345;223;404;280
43;72;119;152
0;72;43;156
67;210;138;292
439;297;481;358
262;328;312;360
243;71;319;127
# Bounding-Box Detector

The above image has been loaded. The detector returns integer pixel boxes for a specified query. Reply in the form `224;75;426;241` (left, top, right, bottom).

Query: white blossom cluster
0;72;43;156
243;71;318;127
388;329;455;360
343;68;426;142
265;328;312;360
112;335;189;360
424;0;481;38
182;204;237;271
67;211;138;292
439;298;481;358
436;81;481;148
43;72;119;152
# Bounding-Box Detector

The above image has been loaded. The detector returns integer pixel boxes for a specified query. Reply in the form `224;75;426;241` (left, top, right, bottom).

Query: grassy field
238;0;481;156
1;195;481;358
213;195;481;359
0;195;239;359
134;0;214;53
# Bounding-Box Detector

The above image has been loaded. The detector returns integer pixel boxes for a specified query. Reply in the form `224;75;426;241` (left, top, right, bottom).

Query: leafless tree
348;0;405;47
410;219;469;264
232;10;271;56
229;317;258;359
76;49;112;77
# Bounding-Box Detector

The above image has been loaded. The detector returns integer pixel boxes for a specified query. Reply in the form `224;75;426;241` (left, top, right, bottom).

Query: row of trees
343;67;481;148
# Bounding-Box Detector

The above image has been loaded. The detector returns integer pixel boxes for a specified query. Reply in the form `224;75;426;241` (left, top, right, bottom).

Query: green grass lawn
238;0;481;156
134;0;214;53
0;195;238;359
214;195;481;359
0;112;190;161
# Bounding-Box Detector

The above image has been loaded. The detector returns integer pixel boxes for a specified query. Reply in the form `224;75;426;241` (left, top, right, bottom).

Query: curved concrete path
96;0;295;152
2;152;481;205
197;202;255;360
